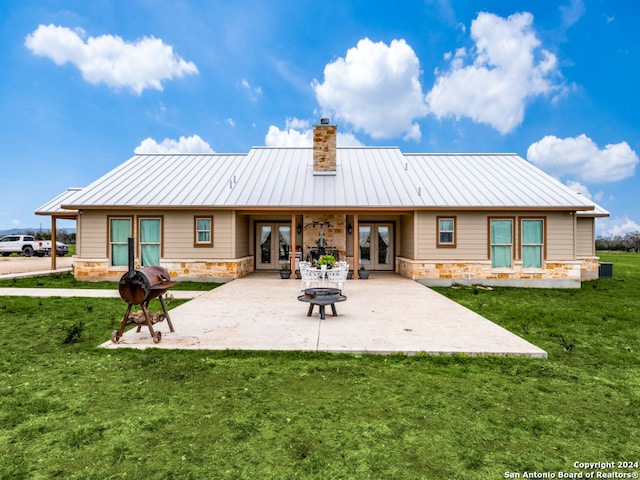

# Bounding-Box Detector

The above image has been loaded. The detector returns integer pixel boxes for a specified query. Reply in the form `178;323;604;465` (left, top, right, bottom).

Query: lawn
0;253;638;479
0;271;220;291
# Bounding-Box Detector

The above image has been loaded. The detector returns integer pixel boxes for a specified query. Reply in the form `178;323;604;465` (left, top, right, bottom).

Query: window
490;218;513;268
140;218;162;266
521;219;544;268
437;216;456;247
194;216;213;247
109;217;132;266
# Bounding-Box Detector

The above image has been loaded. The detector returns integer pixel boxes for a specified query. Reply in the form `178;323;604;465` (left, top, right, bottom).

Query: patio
102;272;547;358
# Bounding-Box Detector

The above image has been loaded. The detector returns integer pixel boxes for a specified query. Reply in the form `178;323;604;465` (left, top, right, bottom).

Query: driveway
0;255;73;276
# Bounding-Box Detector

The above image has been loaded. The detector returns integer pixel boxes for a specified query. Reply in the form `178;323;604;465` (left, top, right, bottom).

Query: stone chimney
313;118;337;175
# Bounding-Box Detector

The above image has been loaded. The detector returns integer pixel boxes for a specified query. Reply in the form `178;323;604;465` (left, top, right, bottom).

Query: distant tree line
29;229;76;245
596;231;640;252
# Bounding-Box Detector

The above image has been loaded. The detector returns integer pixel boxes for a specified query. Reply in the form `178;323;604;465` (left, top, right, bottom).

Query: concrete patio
100;272;547;358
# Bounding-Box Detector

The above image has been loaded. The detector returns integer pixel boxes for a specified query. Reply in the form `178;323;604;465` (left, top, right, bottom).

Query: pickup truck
0;235;49;257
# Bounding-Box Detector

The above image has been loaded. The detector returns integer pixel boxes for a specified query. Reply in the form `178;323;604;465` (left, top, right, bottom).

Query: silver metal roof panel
59;149;597;211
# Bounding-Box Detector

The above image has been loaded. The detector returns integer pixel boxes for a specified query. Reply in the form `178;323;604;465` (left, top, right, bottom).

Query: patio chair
300;261;322;290
326;261;348;293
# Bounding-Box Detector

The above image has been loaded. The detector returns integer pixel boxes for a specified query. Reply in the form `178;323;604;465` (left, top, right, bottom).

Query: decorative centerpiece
316;254;336;271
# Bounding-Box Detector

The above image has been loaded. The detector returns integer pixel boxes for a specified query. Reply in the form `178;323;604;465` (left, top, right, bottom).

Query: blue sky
1;0;638;236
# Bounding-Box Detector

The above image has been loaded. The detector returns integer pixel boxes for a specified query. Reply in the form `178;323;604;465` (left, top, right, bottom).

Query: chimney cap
320;117;330;125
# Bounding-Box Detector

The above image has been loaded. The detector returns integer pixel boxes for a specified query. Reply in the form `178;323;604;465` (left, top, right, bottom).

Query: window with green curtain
110;218;131;266
522;219;543;268
491;219;512;268
140;218;161;266
196;218;211;243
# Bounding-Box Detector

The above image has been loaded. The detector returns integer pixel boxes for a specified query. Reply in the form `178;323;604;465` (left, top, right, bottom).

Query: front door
358;223;393;271
256;223;292;270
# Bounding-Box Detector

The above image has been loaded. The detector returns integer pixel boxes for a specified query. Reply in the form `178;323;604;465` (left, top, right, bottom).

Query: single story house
37;119;608;287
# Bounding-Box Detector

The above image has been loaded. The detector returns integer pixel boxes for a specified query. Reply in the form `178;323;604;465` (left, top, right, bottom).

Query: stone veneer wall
302;213;347;260
578;256;600;281
73;256;254;282
312;124;337;172
396;257;598;288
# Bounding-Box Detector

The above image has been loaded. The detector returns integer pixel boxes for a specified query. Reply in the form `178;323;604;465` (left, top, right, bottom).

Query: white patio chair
300;261;322;291
326;262;348;293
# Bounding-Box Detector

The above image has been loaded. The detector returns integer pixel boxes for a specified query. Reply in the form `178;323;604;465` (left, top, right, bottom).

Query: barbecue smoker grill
112;238;178;344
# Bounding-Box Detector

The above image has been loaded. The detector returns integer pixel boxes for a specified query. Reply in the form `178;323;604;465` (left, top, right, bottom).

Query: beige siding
416;211;487;260
164;211;233;258
79;210;109;258
399;213;415;258
545;212;575;260
235;214;250;257
576;217;595;256
77;210;236;260
415;210;577;261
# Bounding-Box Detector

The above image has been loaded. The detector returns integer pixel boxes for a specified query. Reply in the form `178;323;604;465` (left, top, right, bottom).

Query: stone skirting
396;257;599;288
578;256;600;281
73;256;254;282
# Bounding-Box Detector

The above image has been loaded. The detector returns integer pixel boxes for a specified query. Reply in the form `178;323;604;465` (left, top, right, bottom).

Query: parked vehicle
0;235;69;257
0;235;47;257
41;240;69;257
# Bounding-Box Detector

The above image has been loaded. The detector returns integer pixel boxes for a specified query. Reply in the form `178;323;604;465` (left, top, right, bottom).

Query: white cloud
426;12;566;134
565;180;591;198
265;122;363;147
25;24;198;94
337;132;364;147
285;117;310;130
312;38;427;140
265;126;312;147
238;78;262;101
134;135;213;154
527;134;638;183
560;0;585;28
596;217;640;237
564;180;604;202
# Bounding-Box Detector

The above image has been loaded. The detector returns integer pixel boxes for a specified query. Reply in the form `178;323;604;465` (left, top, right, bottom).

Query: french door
256;223;292;270
358;223;393;271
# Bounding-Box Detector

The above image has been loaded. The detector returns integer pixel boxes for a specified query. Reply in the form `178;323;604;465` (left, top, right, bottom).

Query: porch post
290;213;296;277
352;214;359;273
51;216;57;271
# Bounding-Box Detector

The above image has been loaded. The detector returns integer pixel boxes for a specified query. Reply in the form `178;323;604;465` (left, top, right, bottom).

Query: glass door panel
359;223;393;270
278;226;291;264
256;223;291;270
377;225;391;267
257;225;272;269
358;226;371;266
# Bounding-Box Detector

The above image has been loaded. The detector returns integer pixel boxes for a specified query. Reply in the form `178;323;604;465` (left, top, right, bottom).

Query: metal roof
577;202;609;217
35;188;83;216
55;148;598;212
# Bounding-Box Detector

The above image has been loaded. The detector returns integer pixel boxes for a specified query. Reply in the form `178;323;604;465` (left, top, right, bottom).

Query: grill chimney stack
313;118;337;175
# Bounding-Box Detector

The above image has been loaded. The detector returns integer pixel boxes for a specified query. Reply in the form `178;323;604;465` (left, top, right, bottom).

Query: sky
1;0;638;237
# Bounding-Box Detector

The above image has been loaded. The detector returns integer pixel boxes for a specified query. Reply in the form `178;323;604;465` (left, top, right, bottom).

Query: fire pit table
297;287;347;320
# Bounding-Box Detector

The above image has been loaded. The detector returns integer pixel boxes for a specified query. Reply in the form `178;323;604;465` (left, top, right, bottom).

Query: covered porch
245;210;412;276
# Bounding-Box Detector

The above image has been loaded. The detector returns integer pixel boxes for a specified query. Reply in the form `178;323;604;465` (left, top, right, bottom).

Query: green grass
0;253;638;479
0;271;220;291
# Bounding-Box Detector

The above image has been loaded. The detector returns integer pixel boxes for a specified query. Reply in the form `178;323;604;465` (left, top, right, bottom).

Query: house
36;119;608;287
